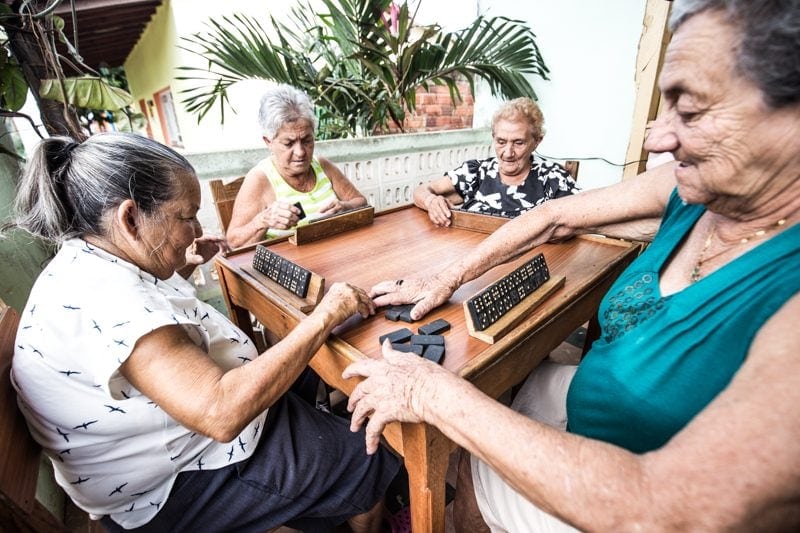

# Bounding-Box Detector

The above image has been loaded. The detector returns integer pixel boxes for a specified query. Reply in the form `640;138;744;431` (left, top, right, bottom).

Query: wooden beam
623;0;672;179
54;0;160;14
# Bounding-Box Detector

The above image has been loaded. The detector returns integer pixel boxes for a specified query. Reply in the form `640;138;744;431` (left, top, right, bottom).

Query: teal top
566;190;800;453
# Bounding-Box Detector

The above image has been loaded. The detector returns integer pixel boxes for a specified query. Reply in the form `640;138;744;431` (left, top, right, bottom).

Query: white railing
186;128;493;233
335;140;493;210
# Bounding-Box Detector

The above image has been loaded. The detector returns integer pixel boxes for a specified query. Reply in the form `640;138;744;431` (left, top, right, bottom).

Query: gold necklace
690;225;716;283
690;218;787;283
738;218;787;243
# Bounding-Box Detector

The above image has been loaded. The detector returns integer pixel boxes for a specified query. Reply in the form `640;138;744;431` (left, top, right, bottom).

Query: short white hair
258;84;317;138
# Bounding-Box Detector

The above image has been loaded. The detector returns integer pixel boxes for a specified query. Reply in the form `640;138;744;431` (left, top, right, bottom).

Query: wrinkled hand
255;201;302;231
185;236;230;267
317;198;347;216
369;274;458;321
315;282;376;325
425;195;453;227
343;341;447;454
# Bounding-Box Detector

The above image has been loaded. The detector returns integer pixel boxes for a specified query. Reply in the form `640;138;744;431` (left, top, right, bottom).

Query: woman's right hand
369;272;459;321
316;282;376;325
425;195;453;227
255;201;302;231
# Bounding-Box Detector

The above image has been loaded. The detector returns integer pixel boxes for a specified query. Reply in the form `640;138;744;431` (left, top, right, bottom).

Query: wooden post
623;0;672;179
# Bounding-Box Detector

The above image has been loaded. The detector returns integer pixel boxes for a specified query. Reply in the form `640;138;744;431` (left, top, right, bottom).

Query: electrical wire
535;151;648;168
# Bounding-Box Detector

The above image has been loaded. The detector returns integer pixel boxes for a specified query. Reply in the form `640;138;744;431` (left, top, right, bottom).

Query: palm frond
177;0;548;135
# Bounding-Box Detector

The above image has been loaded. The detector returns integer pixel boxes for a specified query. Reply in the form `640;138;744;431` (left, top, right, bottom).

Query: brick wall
386;80;474;133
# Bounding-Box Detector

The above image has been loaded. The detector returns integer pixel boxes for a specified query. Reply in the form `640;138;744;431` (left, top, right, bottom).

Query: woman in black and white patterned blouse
414;97;579;226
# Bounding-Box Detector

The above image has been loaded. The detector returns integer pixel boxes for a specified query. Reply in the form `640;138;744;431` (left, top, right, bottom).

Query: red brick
424;105;443;116
415;93;433;105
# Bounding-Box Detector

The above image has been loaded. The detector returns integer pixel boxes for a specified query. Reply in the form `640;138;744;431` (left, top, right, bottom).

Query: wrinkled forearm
342;195;367;210
416;372;653;531
203;308;338;440
582;217;662;242
442;201;561;286
227;218;268;249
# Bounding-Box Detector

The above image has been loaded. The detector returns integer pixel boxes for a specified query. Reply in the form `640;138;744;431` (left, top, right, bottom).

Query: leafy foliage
179;0;549;138
40;74;133;110
60;66;146;134
0;3;27;113
0;2;139;140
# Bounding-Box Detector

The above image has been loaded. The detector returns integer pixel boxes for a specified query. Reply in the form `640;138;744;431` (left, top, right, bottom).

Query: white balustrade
187;128;493;233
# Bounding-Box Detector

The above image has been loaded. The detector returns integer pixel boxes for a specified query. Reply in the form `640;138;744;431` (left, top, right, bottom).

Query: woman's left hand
318;198;347;216
343;341;450;454
185;236;230;267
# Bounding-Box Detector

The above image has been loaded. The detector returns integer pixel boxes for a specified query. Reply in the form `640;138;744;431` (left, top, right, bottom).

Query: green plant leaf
39;76;134;110
0;64;28;111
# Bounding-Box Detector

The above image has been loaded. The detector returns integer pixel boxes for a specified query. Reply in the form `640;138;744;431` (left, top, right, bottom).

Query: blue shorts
102;392;400;532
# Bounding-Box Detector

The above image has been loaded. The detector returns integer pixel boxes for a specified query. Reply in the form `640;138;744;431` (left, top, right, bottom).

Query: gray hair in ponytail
7;132;195;243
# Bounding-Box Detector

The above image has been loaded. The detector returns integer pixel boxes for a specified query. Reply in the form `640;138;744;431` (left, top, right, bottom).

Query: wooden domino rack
450;209;512;234
242;245;325;312
289;205;375;245
463;253;566;344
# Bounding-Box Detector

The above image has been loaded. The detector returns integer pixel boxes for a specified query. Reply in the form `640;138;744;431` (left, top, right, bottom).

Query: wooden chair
208;176;245;234
564;160;580;180
0;301;100;532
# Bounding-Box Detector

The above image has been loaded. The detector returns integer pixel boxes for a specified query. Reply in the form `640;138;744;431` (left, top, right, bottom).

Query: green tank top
566;190;800;452
258;157;338;238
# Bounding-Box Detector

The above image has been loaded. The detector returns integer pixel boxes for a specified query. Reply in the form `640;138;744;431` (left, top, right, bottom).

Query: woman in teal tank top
226;84;367;248
340;2;800;530
566;191;800;453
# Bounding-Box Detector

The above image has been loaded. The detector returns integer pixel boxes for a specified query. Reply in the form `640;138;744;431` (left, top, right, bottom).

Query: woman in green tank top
226;84;367;248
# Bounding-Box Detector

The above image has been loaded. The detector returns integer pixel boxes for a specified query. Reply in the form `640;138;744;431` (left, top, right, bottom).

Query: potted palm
178;0;549;138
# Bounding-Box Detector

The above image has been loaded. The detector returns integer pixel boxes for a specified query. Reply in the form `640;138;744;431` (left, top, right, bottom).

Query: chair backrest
209;176;245;234
0;301;99;532
0;301;40;514
564;160;580;181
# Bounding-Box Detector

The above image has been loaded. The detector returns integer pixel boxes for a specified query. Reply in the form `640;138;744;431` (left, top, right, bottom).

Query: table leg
215;262;257;340
583;313;601;357
402;422;452;533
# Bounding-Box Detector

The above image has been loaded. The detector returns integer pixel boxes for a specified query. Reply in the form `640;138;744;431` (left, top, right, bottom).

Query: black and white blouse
446;154;579;218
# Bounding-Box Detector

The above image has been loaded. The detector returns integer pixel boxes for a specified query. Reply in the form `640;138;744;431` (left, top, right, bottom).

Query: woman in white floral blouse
413;97;579;226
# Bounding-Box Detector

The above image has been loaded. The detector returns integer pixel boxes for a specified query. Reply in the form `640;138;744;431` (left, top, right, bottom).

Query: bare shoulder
238;165;274;201
608;161;677;209
317;156;346;179
749;290;800;366
242;165;268;190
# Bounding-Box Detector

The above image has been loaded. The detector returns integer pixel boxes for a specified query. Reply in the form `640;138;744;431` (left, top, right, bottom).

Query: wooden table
215;206;640;533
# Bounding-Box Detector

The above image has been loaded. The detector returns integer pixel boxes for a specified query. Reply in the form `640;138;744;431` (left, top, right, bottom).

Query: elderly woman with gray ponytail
8;132;397;532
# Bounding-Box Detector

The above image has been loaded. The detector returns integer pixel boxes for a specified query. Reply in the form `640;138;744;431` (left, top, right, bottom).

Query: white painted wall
414;1;647;189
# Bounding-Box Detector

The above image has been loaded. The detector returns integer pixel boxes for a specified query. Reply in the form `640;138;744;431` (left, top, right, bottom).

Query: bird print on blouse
12;238;267;529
